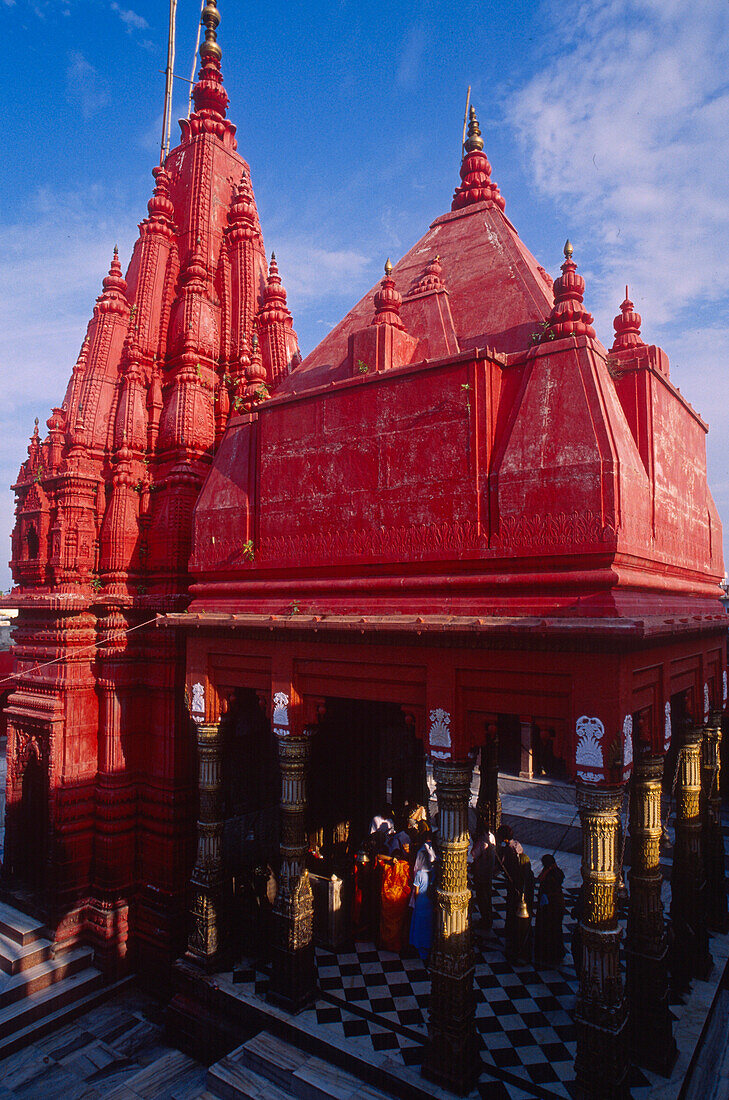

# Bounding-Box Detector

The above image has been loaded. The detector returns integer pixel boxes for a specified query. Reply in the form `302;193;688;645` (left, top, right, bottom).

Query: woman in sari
378;847;412;952
409;843;435;961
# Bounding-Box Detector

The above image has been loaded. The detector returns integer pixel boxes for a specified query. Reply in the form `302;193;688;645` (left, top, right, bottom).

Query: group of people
351;801;437;960
350;803;567;970
473;823;566;967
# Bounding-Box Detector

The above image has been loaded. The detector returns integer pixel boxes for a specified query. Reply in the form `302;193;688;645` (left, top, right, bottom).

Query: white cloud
396;25;426;89
110;1;148;32
509;0;729;541
65;51;108;119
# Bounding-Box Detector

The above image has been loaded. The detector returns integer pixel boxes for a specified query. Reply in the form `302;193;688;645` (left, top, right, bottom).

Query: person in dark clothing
471;826;496;929
497;824;524;962
534;853;566;967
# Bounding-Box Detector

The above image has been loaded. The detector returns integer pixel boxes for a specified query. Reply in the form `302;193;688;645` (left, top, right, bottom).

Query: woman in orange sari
378;849;412;952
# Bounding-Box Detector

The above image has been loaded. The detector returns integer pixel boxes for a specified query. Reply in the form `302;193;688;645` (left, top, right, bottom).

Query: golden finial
200;0;222;63
384;258;393;277
564;239;574;260
464;104;484;153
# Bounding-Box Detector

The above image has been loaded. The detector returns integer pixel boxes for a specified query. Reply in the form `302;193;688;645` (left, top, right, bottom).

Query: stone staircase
205;1031;399;1100
0;899;118;1059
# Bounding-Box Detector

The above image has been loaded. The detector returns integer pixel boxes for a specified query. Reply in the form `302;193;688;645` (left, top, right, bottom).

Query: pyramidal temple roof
276;107;554;396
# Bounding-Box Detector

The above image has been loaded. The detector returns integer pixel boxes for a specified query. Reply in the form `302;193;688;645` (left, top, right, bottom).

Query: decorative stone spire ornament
452;105;505;212
371;259;405;329
140;166;175;238
611;286;645;351
542;240;596;341
97;248;129;316
410;254;445;295
258;252;300;387
243;334;268;409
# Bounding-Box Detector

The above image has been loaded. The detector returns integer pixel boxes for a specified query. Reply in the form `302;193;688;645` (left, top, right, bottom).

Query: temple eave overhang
158;610;727;641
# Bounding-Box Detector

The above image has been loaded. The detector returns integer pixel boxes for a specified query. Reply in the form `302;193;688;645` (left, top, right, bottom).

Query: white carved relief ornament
575;715;604;782
428;708;452;758
664;701;672;752
704;682;710;720
723;671;727;707
272;691;290;733
191;681;205;725
622;714;633;778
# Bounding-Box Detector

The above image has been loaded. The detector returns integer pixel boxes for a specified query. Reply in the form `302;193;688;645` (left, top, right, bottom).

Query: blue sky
1;0;728;590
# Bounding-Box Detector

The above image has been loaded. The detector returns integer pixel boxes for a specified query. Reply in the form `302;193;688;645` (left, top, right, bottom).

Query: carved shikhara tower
3;2;299;977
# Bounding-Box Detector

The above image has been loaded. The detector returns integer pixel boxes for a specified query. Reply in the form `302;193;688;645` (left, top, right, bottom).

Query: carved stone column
423;760;479;1096
671;721;711;987
476;730;501;835
186;721;225;971
625;758;676;1074
269;731;316;1012
702;711;728;933
575;785;628;1099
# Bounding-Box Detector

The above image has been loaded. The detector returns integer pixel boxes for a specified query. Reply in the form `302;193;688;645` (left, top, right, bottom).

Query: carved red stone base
86;899;130;979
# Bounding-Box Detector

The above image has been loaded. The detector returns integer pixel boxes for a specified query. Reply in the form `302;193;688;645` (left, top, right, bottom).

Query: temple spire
541;240;596;342
190;0;230;126
464;105;484;153
452;104;504;212
200;0;222;64
611;285;645;351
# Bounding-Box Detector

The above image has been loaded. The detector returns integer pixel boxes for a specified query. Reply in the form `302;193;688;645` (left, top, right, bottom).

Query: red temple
3;4;727;1095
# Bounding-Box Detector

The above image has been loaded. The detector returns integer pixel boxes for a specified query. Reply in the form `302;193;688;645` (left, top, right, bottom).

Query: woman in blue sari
409;841;436;961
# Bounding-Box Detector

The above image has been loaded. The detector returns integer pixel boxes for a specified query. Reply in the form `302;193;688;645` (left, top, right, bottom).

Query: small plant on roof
90;575;103;593
357;359;369;375
242;539;254;562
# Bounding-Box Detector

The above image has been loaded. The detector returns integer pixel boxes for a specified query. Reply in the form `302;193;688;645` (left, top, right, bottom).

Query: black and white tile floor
230;813;729;1099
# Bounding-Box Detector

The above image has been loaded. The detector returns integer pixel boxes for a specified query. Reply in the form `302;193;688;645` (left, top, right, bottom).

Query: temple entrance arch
307;697;427;864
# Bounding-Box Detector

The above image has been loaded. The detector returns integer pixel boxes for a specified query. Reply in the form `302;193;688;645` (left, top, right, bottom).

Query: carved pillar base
186;721;225;973
671;722;712;988
269;733;316;1013
702;713;728;933
476;731;501;836
575;785;628;1099
422;761;479;1096
625;758;676;1075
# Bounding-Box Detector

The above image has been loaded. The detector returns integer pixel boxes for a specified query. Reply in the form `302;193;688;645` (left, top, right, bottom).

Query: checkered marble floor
233;873;655;1099
229;811;729;1099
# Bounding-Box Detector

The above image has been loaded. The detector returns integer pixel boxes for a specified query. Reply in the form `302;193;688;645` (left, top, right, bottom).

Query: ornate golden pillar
625;758;676;1074
671;720;711;988
186;720;225;970
269;730;316;1012
476;726;501;835
423;761;479;1096
702;710;728;933
575;785;628;1099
